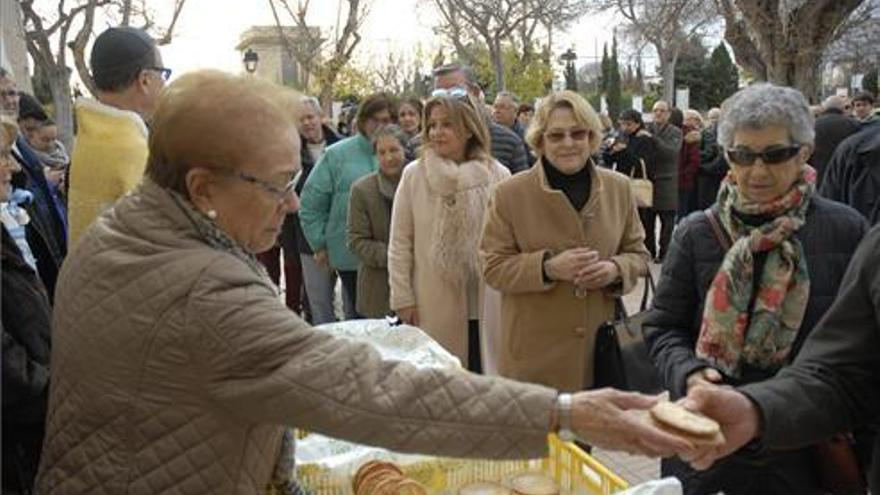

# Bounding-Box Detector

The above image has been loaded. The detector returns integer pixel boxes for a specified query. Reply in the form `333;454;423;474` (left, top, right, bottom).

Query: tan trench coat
388;152;510;362
479;162;650;391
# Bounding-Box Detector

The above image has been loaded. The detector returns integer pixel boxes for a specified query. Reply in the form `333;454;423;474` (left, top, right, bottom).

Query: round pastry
356;469;400;495
650;401;720;437
510;473;558;495
353;460;403;492
459;481;512;495
371;473;406;495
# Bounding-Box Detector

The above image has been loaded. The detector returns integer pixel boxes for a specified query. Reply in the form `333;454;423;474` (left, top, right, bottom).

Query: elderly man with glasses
67;26;170;246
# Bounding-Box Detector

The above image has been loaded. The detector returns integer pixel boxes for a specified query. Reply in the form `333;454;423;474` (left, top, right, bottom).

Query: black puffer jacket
644;196;868;400
2;224;52;494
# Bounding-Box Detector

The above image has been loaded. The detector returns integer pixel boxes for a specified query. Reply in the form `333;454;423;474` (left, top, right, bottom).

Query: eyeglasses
218;168;297;203
0;90;18;98
431;87;469;100
148;67;172;81
726;144;802;166
544;128;592;143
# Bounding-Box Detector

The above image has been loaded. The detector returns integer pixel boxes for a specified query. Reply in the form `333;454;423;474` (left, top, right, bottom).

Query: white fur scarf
422;150;503;285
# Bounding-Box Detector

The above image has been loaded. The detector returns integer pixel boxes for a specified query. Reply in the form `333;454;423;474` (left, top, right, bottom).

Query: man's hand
570;389;695;458
685;130;702;144
678;385;762;470
544;248;599;282
314;250;330;269
686;367;723;392
612;141;627;152
396;306;420;326
574;260;620;291
636;129;652;138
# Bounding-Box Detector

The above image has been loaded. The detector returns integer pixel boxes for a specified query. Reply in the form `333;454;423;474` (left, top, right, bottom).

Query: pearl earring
207;209;217;220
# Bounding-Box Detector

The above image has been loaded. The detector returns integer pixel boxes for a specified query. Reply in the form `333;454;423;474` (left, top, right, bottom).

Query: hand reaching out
570;389;695;458
686;367;723;392
677;385;763;470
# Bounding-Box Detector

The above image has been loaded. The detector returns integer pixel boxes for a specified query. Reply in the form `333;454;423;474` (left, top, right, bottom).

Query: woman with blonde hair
389;90;510;371
480;90;649;391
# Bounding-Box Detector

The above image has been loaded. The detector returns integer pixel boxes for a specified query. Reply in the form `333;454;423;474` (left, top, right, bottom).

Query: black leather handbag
592;269;662;393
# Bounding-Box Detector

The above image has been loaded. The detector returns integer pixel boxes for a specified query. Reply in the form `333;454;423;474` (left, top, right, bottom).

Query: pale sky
81;0;624;81
27;0;628;85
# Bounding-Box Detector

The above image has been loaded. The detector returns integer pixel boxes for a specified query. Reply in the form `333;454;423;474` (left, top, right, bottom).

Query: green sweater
299;134;377;271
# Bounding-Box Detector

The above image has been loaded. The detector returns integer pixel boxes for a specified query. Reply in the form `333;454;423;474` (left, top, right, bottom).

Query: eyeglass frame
215;167;297;204
543;128;593;143
725;144;803;167
147;67;173;81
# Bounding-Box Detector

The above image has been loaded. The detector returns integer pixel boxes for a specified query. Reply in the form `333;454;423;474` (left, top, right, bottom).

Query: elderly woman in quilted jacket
33;70;695;495
643;83;870;495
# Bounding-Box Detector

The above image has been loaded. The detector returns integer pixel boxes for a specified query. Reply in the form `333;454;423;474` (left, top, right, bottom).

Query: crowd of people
3;23;880;495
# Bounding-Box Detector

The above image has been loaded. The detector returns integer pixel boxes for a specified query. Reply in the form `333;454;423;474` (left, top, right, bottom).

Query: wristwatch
556;393;576;442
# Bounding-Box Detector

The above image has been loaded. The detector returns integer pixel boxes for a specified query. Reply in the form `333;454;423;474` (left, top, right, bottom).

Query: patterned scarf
695;166;816;378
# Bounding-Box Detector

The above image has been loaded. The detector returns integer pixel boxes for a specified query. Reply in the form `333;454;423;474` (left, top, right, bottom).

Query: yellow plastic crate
294;434;629;494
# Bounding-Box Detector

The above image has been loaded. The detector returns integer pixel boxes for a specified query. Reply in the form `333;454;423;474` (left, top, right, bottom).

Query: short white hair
717;83;815;149
300;95;322;114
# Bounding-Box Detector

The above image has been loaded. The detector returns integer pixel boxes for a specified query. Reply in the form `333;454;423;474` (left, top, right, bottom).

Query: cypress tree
705;43;739;108
607;34;623;119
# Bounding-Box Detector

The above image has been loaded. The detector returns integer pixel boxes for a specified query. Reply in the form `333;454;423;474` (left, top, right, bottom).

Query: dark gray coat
643;197;868;494
820;123;880;226
741;224;880;491
811;109;860;186
647;122;682;211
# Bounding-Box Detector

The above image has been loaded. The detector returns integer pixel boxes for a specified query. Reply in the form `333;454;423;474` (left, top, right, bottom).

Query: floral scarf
695;166;816;378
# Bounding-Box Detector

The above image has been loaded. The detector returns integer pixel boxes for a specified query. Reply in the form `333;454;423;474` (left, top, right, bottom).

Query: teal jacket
299;134;378;271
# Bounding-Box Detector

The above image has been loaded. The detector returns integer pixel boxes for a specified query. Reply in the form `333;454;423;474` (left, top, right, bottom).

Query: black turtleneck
543;159;592;211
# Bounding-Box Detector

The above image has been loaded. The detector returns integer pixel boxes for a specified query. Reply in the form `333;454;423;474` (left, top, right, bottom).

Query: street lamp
559;48;578;91
243;48;259;74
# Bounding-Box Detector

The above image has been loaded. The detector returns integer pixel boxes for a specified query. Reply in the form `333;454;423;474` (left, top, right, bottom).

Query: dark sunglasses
544;128;591;143
148;67;173;81
726;144;802;166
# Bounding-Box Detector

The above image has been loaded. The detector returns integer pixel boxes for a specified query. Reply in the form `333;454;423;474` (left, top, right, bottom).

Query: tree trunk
48;66;74;151
661;51;677;104
489;37;505;92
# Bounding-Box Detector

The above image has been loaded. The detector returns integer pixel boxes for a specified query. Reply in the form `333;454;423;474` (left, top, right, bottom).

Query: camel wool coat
480;161;650;391
389;151;510;362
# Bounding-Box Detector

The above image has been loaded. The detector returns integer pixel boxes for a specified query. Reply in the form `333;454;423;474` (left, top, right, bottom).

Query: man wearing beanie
67;26;168;245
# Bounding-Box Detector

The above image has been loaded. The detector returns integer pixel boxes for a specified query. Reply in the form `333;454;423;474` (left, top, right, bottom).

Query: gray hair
495;91;520;105
300;95;322;114
822;95;848;112
433;62;479;87
370;124;409;151
717;83;815;149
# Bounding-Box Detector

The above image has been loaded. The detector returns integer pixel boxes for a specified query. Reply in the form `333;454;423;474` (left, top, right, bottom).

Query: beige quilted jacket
35;179;557;494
